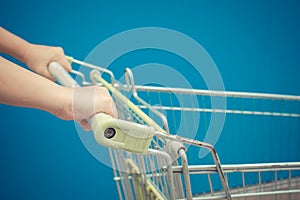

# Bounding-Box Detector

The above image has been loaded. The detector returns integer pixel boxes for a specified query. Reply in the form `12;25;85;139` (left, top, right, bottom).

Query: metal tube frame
66;58;300;200
154;132;232;200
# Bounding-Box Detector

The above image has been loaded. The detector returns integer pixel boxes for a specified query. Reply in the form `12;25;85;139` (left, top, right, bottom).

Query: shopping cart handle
48;62;79;87
89;113;153;153
48;61;153;154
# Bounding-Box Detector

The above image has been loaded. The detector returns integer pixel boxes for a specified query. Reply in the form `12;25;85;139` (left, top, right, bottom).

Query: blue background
1;0;300;199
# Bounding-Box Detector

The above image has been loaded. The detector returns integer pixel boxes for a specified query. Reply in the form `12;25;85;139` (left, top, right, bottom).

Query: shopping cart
49;57;300;200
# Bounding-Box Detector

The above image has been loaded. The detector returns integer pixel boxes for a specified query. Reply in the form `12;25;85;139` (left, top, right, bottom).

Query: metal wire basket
49;57;300;200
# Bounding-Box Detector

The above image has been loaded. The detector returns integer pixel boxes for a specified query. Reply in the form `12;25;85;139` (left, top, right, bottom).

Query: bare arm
0;56;71;118
0;27;117;130
0;27;71;80
0;57;117;130
0;26;29;61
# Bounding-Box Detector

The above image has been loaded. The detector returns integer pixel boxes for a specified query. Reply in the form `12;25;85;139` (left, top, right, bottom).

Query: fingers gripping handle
48;61;98;121
48;62;153;154
48;62;79;87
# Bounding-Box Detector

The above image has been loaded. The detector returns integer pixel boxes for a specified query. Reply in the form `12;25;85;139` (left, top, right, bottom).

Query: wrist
0;28;31;63
20;42;33;65
55;86;73;120
44;85;73;120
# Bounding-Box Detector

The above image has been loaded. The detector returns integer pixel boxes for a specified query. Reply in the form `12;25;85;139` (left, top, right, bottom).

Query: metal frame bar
154;132;232;200
66;59;300;200
172;162;300;174
134;85;300;101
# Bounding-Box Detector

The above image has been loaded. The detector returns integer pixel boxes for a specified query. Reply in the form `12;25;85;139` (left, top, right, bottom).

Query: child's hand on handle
0;27;117;131
22;44;72;81
73;85;118;131
0;27;71;81
54;85;118;131
47;61;118;131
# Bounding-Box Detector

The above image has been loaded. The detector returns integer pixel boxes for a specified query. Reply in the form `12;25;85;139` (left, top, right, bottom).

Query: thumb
77;119;91;131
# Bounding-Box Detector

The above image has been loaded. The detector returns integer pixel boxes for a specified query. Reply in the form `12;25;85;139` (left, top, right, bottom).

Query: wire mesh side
68;63;300;199
110;94;175;200
172;163;300;200
138;86;300;199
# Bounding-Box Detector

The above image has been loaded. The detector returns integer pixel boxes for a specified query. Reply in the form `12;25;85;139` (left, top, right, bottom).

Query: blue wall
1;0;300;199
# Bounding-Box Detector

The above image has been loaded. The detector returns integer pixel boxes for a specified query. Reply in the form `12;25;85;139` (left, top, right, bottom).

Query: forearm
0;27;116;127
0;57;72;118
0;27;30;62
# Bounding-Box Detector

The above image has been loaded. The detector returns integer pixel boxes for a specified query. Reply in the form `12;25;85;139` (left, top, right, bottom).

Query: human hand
22;44;71;80
54;85;118;131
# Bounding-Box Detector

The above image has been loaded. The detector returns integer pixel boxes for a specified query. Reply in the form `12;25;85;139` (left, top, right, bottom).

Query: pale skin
0;27;117;130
